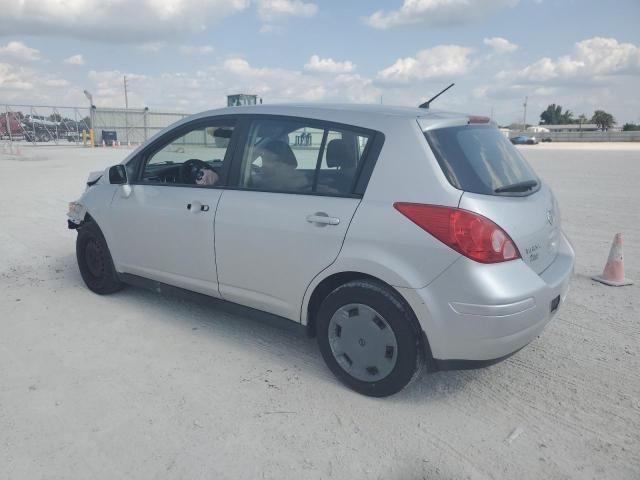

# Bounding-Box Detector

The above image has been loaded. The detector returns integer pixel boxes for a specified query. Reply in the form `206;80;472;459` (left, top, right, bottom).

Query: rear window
424;125;539;196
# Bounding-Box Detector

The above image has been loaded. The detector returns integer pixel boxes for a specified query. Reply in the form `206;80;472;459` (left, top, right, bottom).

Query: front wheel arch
76;217;124;295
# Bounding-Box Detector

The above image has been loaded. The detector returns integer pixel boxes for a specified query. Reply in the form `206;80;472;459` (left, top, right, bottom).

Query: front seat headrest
326;139;356;169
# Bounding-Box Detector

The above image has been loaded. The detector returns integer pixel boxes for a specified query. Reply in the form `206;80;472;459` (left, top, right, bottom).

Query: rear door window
424;125;539;196
236;117;372;196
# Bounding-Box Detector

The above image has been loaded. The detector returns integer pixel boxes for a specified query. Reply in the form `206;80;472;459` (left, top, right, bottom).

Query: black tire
76;220;124;294
316;280;424;397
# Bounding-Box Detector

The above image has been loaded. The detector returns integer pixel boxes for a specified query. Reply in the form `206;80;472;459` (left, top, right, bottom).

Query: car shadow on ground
56;252;484;400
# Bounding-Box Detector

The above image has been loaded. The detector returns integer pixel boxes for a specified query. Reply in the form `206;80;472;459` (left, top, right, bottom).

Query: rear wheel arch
306;272;374;337
314;277;432;395
306;273;429;348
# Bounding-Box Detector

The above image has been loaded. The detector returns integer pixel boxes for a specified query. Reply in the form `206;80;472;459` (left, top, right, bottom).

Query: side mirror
109;164;128;185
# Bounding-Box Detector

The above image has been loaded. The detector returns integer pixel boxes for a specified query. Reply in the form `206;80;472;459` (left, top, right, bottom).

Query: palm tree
577;114;588;130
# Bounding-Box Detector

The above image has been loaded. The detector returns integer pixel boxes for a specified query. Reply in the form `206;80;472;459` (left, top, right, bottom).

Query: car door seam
212;190;225;298
298;197;363;324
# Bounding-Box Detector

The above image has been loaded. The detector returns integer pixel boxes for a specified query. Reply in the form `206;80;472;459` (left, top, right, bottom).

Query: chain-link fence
1;104;92;144
91;108;189;146
2;104;189;146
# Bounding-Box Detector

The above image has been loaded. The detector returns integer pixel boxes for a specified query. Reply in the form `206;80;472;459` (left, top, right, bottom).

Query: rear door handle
306;213;340;226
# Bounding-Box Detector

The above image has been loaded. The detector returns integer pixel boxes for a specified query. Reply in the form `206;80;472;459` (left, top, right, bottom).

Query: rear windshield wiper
494;179;539;193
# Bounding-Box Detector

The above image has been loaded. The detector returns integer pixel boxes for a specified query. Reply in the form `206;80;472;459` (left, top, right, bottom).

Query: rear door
424;123;560;274
214;116;378;321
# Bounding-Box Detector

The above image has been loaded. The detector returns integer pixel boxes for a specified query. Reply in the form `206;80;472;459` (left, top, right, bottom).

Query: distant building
539;124;601;132
227;94;259;107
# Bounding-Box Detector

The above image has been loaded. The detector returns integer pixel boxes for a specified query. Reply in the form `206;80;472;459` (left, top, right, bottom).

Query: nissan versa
67;104;575;397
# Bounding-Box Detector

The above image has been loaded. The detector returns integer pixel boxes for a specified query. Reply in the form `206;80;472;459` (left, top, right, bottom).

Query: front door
109;118;238;296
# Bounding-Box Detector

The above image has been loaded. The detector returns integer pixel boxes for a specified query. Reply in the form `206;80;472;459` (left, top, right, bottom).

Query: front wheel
316;280;423;397
76;220;124;294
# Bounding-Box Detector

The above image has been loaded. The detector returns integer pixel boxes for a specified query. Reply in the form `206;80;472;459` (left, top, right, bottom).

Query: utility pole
123;75;129;145
522;96;528;131
123;75;129;109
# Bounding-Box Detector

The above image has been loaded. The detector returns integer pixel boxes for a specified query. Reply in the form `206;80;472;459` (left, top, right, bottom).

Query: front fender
67;183;119;250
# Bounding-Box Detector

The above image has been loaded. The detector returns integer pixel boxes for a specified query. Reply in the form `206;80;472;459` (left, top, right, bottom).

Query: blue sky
1;0;639;125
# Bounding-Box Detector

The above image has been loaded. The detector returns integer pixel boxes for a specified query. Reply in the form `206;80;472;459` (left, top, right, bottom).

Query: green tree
577;114;588;126
622;123;640;131
591;110;616;131
48;113;62;122
540;104;574;125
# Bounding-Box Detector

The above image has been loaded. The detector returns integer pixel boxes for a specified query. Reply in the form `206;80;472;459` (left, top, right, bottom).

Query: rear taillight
393;203;520;263
468;115;491;124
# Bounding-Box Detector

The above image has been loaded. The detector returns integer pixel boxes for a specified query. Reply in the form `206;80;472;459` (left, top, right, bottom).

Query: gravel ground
1;142;639;479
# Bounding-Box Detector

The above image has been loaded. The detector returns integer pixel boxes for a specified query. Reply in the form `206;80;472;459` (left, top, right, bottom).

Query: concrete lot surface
1;143;639;479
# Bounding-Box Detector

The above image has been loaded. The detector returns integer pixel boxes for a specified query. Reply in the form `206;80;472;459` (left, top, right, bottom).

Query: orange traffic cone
592;233;633;286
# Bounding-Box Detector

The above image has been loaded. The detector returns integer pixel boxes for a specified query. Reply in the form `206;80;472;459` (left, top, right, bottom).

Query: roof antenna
419;83;455;109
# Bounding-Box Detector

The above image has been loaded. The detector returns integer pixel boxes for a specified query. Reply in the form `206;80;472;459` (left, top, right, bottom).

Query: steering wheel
180;159;212;184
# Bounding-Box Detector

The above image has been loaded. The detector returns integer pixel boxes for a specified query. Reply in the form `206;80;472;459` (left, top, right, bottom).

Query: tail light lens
468;115;491;124
393;203;520;263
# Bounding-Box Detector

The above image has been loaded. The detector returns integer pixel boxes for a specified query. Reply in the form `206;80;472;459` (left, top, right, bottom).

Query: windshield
424;125;539;196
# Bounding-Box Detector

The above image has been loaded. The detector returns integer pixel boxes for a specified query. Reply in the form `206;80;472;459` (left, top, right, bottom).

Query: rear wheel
76;220;124;294
316;280;423;397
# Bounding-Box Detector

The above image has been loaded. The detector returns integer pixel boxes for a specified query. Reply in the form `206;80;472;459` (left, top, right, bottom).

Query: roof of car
196;103;468;122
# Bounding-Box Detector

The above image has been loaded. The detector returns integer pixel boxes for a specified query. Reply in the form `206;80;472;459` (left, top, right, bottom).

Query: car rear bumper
398;230;575;363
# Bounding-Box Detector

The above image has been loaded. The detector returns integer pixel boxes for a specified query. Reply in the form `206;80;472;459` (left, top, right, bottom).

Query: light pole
83;90;95;146
123;76;129;144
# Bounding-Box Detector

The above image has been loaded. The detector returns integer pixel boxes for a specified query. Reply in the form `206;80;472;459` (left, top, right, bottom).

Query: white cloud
483;37;518;54
64;57;379;110
258;24;283;34
0;62;72;105
0;0;250;41
64;54;85;65
179;45;215;56
498;37;640;84
377;45;472;83
88;70;148;102
0;63;33;90
218;57;378;103
0;41;41;62
137;42;167;53
365;0;518;29
256;0;318;21
304;55;355;74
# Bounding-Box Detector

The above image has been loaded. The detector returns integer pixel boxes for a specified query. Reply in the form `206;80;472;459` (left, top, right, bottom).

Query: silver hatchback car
68;104;574;396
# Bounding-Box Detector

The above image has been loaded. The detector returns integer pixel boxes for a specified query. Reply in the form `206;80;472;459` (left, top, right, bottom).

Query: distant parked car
510;135;538;145
68;104;574;396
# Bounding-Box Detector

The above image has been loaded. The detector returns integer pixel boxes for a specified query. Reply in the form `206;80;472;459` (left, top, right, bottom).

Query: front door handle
306;212;340;226
187;202;209;212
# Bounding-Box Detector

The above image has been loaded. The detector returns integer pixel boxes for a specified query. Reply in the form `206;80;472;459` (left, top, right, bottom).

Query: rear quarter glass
424;125;539;196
